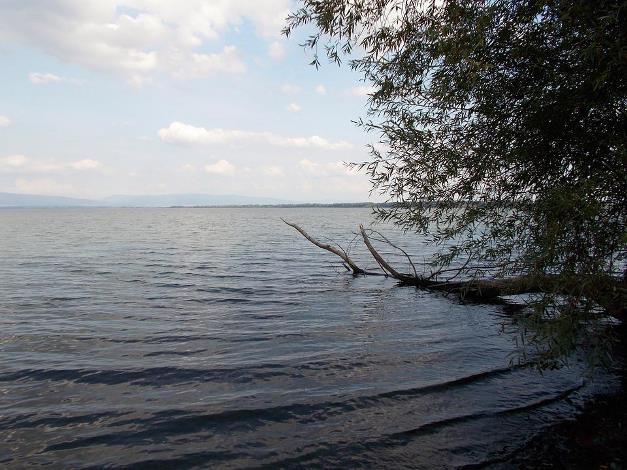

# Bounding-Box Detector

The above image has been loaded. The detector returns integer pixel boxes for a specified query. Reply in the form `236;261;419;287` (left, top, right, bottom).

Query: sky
0;0;379;202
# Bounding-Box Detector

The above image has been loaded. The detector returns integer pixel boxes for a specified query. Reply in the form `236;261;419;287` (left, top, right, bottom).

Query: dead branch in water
282;219;379;275
283;220;626;319
359;224;415;281
363;227;419;279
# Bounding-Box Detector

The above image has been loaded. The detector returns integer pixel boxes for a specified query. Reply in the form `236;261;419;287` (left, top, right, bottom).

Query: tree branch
284;221;626;320
282;219;367;275
359;224;415;281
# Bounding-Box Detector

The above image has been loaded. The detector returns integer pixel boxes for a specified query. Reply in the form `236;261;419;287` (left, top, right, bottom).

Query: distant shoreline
169;202;391;209
0;203;393;209
0;192;388;208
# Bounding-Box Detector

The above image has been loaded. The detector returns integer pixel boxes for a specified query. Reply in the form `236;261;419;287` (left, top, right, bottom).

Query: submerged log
284;219;626;319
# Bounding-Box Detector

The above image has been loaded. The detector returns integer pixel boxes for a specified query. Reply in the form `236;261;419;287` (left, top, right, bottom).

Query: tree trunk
284;219;626;320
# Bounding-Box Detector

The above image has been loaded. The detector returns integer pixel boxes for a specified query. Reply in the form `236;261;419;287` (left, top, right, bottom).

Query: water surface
0;208;618;468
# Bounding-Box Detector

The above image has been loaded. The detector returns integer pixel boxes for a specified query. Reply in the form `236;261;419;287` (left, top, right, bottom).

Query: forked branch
282;219;366;275
283;219;626;319
359;224;415;281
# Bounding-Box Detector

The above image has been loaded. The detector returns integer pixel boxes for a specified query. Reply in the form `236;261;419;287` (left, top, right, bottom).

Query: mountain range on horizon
0;192;374;208
0;192;298;208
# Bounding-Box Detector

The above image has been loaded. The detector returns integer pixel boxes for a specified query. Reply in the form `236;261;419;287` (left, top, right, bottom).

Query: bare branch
368;229;418;279
282;219;365;275
359;224;415;281
285;221;626;319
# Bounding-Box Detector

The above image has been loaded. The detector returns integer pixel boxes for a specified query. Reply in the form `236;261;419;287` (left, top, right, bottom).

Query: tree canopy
285;0;627;367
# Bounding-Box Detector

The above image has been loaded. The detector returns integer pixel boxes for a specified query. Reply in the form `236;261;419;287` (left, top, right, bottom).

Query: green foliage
511;295;617;371
285;0;627;367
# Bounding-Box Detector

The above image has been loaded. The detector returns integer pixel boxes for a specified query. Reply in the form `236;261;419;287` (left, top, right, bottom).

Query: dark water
0;208;619;469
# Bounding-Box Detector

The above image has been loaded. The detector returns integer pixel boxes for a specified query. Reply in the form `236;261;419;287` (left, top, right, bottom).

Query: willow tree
284;0;626;367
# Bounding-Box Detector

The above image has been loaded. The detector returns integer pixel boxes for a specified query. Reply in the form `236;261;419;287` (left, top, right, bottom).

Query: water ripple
0;207;618;469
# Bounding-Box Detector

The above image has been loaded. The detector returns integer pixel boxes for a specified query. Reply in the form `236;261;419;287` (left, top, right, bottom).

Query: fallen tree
283;219;626;321
283;1;626;368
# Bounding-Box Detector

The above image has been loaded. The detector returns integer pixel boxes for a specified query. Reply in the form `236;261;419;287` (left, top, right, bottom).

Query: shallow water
0;208;618;468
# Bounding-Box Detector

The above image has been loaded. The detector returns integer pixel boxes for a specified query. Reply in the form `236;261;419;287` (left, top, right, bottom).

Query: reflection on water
0;208;619;468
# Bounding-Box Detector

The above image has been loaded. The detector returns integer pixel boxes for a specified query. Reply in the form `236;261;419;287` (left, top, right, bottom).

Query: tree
284;0;627;368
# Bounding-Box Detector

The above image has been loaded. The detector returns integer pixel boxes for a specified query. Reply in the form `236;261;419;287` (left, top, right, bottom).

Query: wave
2;364;530;438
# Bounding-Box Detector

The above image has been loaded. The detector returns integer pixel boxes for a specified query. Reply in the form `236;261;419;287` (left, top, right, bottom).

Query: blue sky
0;1;378;202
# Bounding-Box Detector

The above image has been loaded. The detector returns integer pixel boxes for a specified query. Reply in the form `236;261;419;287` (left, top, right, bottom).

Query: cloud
69;159;103;170
0;155;29;170
0;1;289;83
0;156;62;173
205;159;235;175
159;122;353;150
0;155;103;173
179;163;196;172
263;165;284;177
161;46;246;79
280;83;300;94
0;115;11;127
350;85;376;96
299;159;358;177
315;84;327;95
29;72;62;84
286;102;301;113
28;72;85;86
268;41;285;60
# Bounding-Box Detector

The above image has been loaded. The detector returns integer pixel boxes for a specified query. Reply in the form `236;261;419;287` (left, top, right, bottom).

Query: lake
0;208;619;468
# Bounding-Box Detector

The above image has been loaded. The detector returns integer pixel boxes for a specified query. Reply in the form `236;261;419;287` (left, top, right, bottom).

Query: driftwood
359;224;414;281
282;219;373;275
283;219;626;319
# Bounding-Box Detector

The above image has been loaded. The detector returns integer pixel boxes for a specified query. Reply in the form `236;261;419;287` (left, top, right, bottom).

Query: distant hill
0;192;98;207
0;192;383;208
0;192;294;208
103;194;293;207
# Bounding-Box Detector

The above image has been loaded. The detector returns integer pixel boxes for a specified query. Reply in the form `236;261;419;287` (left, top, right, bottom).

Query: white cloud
29;72;86;86
159;122;353;150
161;46;246;79
0;115;11;127
350;85;376;96
180;163;196;172
299;159;358;177
29;72;62;84
280;83;300;94
286;102;301;113
0;155;103;173
268;41;285;60
205;159;235;175
0;155;29;170
69;159;103;170
263;165;284;177
299;158;317;172
315;84;327;95
0;1;289;83
0;155;55;174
